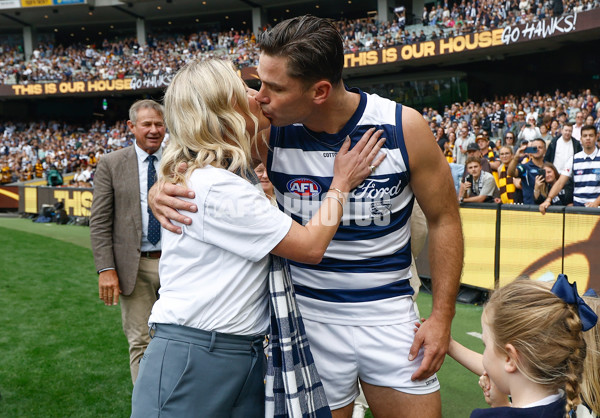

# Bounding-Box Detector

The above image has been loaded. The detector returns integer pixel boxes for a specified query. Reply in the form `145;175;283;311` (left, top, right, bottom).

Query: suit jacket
90;146;143;296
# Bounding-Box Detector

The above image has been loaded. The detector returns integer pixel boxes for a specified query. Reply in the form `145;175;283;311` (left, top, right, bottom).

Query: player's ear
312;81;332;105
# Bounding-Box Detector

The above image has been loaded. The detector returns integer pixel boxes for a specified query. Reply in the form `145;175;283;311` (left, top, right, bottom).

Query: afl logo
287;178;322;196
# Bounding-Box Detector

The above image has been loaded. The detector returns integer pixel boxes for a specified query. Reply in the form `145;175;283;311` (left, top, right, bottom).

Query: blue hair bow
551;274;598;332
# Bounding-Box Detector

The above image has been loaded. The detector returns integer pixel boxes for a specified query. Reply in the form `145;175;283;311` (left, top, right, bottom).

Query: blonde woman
130;59;386;417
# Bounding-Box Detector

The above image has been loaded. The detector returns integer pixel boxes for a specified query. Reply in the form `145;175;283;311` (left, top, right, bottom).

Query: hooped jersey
267;88;415;325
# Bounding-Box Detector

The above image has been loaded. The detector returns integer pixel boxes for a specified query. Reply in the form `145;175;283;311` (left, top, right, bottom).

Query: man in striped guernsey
540;125;600;214
251;16;462;418
151;15;463;418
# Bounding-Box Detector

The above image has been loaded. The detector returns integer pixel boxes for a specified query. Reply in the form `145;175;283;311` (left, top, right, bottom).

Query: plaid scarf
244;168;331;417
265;255;331;418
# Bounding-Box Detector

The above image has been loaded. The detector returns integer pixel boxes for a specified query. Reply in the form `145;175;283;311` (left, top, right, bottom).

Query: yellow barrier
457;204;599;292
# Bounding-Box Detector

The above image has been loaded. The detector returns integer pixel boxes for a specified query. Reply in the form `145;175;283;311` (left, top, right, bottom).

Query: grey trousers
131;324;266;418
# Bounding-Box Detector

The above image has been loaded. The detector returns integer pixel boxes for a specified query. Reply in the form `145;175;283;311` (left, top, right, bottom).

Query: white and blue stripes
267;89;415;325
573;147;600;206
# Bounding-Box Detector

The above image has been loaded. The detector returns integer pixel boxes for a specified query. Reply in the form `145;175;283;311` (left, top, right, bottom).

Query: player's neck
303;88;361;135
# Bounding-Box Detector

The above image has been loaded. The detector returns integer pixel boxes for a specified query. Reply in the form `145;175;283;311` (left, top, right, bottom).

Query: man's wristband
97;267;115;274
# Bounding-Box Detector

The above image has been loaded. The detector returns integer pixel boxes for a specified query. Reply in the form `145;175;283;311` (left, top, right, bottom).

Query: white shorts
304;317;440;410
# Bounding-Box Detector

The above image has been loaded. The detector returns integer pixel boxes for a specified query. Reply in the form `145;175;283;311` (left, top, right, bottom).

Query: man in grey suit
90;99;165;383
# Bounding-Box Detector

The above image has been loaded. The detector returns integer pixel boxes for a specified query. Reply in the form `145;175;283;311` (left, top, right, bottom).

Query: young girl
579;294;600;417
446;276;597;417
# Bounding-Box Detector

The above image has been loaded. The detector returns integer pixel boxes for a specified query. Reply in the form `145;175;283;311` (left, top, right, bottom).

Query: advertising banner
20;186;93;217
1;79;133;97
460;206;497;290
418;205;599;293
0;0;20;9
497;210;564;287
343;9;598;69
21;0;52;7
0;186;19;209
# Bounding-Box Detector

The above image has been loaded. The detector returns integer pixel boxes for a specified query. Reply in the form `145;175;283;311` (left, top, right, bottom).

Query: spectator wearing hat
557;111;568;129
518;115;541;143
515;110;527;132
461;142;492;181
477;134;500;182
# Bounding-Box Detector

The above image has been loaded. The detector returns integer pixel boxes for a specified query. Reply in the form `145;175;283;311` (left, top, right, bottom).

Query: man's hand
409;314;451;381
515;144;526;159
148;181;197;234
99;270;121;306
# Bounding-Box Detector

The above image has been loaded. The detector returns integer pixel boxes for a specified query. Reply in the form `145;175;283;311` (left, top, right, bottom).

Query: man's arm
539;174;569;214
584;196;600;208
149;128;271;234
462;193;487;203
402;106;463;381
89;157;121;306
475;173;498;201
507;145;525;177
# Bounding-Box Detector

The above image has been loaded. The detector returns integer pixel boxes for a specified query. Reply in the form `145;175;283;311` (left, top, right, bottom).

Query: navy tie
147;155;160;245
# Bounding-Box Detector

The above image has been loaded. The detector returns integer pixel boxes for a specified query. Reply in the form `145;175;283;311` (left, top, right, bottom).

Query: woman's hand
331;128;387;192
534;174;545;191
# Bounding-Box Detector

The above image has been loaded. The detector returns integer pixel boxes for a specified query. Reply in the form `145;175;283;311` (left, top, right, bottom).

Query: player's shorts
303;317;441;410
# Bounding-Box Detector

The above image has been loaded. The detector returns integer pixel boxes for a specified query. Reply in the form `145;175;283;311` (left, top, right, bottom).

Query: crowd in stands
2;88;599;212
0;30;260;85
423;88;600;207
0;119;131;186
1;0;598;85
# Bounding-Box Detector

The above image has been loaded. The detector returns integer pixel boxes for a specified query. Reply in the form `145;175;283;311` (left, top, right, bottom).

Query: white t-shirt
554;137;574;173
150;166;293;335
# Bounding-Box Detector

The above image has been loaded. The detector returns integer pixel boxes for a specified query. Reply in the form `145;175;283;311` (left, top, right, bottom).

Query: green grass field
0;217;488;417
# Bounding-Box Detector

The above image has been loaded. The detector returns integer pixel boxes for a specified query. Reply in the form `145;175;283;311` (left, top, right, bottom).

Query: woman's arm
271;128;386;264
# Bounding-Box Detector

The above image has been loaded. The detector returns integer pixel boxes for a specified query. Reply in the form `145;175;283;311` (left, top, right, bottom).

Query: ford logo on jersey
287;178;322;196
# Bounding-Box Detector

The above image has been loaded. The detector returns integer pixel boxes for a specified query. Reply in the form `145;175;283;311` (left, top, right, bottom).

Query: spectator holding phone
459;156;500;203
518;115;541;143
508;138;547;205
533;162;572;206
